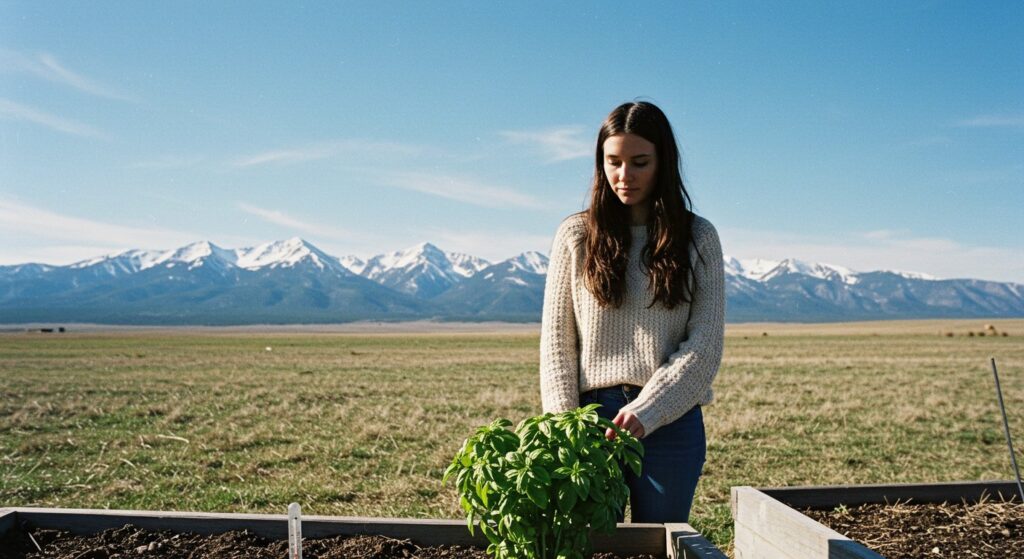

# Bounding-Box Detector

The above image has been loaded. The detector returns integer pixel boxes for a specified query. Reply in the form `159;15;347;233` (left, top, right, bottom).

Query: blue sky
1;1;1022;281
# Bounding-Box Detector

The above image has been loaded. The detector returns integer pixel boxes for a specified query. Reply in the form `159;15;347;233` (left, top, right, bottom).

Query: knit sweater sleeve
620;218;725;435
539;217;581;413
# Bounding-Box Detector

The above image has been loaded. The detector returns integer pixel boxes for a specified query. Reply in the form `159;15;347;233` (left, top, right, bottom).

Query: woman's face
602;133;658;208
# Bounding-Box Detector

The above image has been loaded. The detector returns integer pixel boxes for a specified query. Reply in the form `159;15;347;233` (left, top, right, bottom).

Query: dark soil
803;498;1024;558
0;523;659;559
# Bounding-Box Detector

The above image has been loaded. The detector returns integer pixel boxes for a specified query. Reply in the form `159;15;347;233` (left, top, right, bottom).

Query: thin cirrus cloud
237;202;354;240
956;114;1024;128
423;226;554;262
0;199;198;263
0;49;137;102
231;140;423;167
381;171;546;210
0;97;107;139
129;155;206;170
500;126;592;162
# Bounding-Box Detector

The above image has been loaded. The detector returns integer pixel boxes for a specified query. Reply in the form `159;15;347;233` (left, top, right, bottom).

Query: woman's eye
606;160;621;167
634;161;649;168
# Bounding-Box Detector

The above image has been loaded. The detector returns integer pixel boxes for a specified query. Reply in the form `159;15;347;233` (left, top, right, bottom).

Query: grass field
2;319;1023;554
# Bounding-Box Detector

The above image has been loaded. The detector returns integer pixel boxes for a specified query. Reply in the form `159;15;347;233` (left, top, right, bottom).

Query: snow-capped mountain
1;239;1022;324
725;256;859;285
723;255;945;288
65;237;349;277
432;252;548;319
505;251;549;275
234;237;350;274
338;255;367;275
353;242;490;298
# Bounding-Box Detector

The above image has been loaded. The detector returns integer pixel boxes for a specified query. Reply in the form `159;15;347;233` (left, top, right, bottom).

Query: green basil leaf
626;452;642;477
531;466;550;484
526;483;548;509
557;482;577;512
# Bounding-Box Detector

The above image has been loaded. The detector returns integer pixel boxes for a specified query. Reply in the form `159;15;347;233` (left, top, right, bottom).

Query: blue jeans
580;385;706;523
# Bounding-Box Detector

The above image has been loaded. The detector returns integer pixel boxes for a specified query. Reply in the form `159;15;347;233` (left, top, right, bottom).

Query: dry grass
1;323;1022;553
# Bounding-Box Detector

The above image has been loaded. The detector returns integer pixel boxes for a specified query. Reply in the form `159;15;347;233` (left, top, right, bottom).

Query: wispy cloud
500;126;592;162
721;226;1024;283
0;97;107;138
381;172;546;210
0;199;198;263
956;114;1024;128
894;135;953;149
237;203;354;239
0;49;137;102
129;155;205;170
422;227;554;262
231;140;422;167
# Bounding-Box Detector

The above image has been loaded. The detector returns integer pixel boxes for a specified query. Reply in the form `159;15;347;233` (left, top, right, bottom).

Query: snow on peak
764;258;858;283
505;251;549;275
52;241;949;287
723;256;782;280
371;243;445;272
70;249;159;272
448;251;491;278
339;255;367;275
724;255;859;285
159;241;238;269
235;238;343;272
881;269;939;281
361;242;489;280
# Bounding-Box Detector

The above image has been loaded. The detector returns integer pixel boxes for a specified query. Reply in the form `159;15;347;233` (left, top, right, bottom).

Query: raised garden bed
0;507;725;559
731;480;1021;559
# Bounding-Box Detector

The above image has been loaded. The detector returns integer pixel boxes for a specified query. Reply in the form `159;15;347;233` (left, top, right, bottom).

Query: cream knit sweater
539;212;725;436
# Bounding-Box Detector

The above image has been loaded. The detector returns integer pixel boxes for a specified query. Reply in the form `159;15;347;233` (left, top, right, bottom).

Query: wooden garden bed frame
730;480;1020;559
0;506;725;559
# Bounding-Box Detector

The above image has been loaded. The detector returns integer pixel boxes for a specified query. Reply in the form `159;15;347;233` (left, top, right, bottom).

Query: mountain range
1;238;1022;324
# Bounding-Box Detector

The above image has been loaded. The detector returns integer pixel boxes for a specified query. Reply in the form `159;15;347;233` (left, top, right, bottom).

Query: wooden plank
760;480;1019;509
0;509;15;538
731;487;883;559
665;523;726;559
734;518;802;559
735;520;875;559
594;523;666;557
12;508;485;546
10;507;666;556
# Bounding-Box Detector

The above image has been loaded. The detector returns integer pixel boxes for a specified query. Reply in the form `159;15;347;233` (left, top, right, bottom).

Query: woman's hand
607;410;645;440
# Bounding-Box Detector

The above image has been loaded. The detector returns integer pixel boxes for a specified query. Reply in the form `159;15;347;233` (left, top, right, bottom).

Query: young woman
539;101;725;523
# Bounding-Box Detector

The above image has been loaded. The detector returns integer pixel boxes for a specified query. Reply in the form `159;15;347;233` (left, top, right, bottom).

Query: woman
539;101;725;523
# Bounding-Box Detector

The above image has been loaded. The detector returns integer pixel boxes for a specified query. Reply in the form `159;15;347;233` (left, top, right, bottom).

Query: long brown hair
583;101;699;309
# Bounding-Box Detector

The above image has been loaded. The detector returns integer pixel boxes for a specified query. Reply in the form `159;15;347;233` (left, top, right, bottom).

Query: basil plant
443;404;644;559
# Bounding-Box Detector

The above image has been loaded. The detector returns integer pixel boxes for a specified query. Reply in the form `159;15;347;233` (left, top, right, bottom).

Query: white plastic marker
288;502;303;559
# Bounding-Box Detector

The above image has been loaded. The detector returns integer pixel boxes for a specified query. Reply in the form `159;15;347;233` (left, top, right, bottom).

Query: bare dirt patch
0;524;479;558
0;524;659;559
803;499;1024;558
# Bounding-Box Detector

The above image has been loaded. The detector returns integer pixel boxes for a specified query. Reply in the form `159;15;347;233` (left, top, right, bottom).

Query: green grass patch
1;327;1022;554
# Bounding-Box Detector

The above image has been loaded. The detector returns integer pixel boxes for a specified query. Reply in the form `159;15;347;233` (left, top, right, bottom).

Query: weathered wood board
0;507;727;558
666;522;728;559
760;480;1020;509
731;480;1018;559
732;487;882;559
